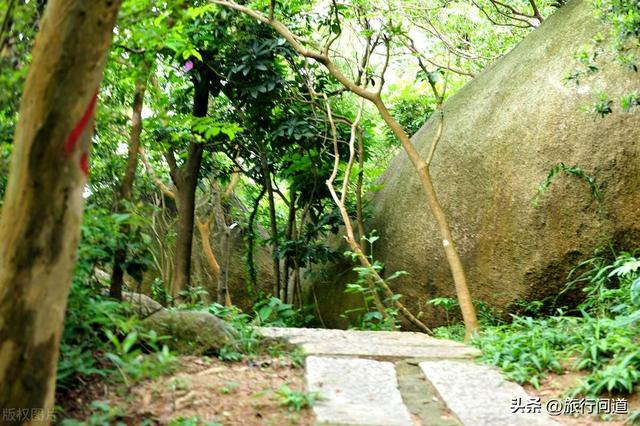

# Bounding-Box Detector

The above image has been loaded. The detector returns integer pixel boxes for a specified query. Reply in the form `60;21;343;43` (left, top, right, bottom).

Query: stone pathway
260;327;558;426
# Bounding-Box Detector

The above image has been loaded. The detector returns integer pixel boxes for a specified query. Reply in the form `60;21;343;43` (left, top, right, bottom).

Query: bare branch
528;0;544;23
212;0;380;102
490;0;536;19
400;34;476;78
376;36;391;95
471;0;541;28
323;0;342;56
426;112;444;166
139;147;176;200
163;149;179;186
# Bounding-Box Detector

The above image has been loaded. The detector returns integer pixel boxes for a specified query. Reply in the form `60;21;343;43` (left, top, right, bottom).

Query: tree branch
139;146;176;200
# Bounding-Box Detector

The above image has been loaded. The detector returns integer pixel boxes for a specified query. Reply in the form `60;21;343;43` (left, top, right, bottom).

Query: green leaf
258;306;273;322
122;331;138;354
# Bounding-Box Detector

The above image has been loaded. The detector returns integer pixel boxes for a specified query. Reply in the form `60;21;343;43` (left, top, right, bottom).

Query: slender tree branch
376;37;391;95
325;96;433;334
139;147;176;200
528;0;544;23
269;0;275;20
474;1;531;28
0;0;16;52
401;35;475;78
163;149;179;185
323;0;342;56
426;113;444;167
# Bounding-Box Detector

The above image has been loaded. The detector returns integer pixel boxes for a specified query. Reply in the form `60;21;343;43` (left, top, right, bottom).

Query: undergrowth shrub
252;295;316;328
206;300;307;363
57;208;176;394
474;316;579;388
57;281;177;393
340;232;403;331
426;249;640;403
207;303;262;361
466;249;640;399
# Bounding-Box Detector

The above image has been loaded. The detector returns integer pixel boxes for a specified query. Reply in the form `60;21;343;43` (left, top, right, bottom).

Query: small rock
142;310;234;355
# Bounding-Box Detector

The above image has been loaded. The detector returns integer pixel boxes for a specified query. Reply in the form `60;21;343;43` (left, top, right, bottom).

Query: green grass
276;385;323;411
437;250;640;401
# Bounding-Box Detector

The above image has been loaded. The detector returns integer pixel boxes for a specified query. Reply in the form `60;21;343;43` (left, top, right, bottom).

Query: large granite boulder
308;0;640;328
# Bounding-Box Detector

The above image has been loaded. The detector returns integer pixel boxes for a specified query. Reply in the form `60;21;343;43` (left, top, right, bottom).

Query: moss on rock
142;310;234;355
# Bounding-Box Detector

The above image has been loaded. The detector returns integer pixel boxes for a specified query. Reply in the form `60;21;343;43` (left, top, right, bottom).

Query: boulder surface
309;0;640;328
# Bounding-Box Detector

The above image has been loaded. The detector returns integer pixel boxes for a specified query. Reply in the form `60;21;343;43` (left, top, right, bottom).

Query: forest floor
57;327;639;425
58;355;314;425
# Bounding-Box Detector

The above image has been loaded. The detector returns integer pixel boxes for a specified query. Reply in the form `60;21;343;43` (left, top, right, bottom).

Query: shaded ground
56;327;640;425
58;355;314;425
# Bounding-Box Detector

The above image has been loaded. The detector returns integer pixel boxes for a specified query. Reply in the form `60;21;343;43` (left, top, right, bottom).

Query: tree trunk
355;127;367;255
372;98;479;339
197;219;220;281
246;187;266;296
110;73;148;300
218;224;232;306
283;189;296;303
170;78;209;300
257;142;281;298
0;0;121;421
209;181;232;305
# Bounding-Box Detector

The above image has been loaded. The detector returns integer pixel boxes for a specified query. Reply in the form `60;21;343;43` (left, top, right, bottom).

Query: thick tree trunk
170;78;209;300
171;144;203;299
0;0;121;422
110;74;148;300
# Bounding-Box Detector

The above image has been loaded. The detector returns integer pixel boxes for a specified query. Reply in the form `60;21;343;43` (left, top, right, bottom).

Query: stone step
419;360;558;426
260;327;480;359
305;356;413;426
